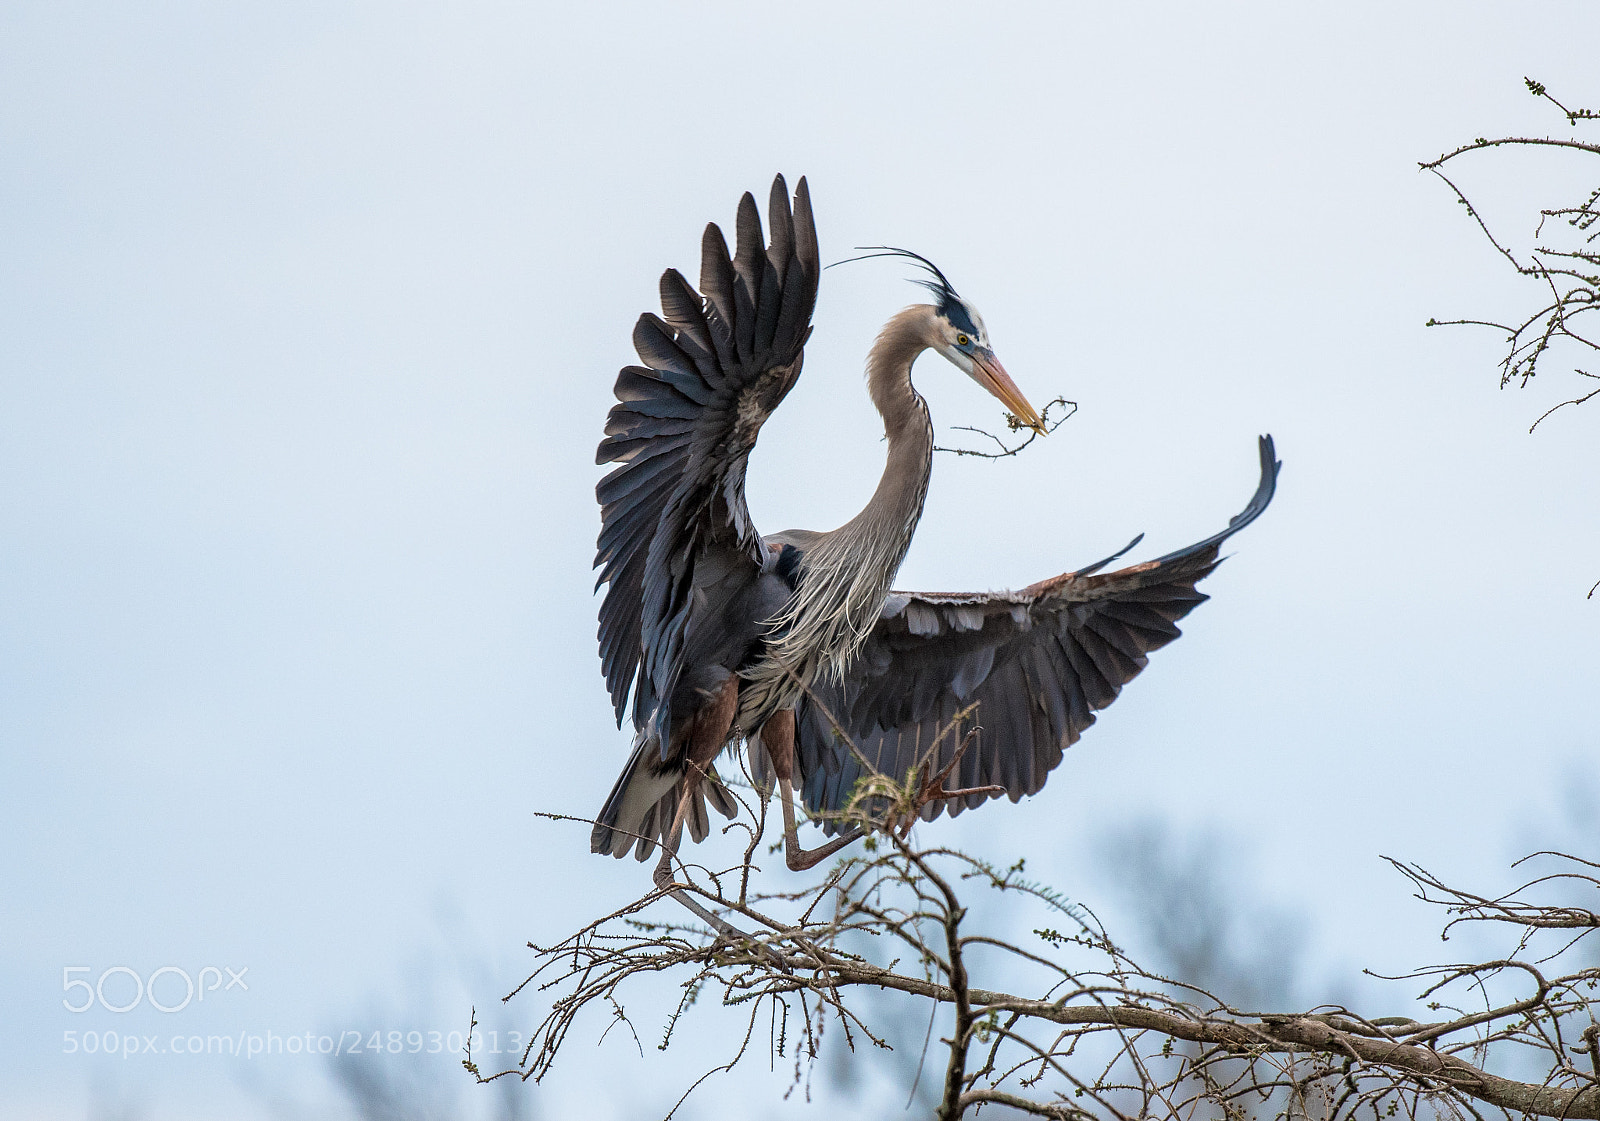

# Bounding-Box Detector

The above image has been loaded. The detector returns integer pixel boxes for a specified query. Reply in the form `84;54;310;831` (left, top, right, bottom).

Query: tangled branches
481;768;1600;1120
1422;78;1600;433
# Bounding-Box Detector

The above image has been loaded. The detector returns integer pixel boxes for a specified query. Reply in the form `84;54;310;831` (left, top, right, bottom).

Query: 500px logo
63;966;249;1014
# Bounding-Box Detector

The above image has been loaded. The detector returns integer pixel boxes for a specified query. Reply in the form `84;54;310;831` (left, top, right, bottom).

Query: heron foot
774;772;866;871
653;877;791;969
651;840;787;963
784;825;865;871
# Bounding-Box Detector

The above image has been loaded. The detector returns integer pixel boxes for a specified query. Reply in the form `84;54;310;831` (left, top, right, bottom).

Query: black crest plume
829;245;976;333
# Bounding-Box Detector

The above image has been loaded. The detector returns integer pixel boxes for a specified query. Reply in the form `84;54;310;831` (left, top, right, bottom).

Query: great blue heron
590;175;1278;900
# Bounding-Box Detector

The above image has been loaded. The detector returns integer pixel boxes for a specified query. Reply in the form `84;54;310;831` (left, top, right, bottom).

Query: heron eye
956;334;970;346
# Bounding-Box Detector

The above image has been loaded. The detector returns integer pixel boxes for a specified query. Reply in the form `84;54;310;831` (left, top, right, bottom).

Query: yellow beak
971;349;1047;435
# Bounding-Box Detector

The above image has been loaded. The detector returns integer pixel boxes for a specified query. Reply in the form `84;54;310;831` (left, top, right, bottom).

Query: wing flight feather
794;436;1280;828
595;176;821;730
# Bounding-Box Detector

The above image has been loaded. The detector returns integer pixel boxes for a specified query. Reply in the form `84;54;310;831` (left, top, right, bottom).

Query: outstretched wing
595;176;821;733
793;435;1280;827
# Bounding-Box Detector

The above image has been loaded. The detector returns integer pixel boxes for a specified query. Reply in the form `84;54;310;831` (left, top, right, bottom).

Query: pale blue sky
3;3;1596;1117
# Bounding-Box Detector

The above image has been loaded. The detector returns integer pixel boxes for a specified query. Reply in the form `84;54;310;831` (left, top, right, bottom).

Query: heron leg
650;777;750;938
761;709;865;872
649;678;756;941
650;777;697;890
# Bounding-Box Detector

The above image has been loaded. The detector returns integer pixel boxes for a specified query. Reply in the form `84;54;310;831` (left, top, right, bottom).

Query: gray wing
595;176;821;735
794;435;1280;828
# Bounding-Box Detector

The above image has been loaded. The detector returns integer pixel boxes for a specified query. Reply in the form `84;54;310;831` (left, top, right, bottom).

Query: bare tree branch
1423;80;1600;430
486;772;1600;1120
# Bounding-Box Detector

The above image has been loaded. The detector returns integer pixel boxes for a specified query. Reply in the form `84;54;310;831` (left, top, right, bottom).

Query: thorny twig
1422;79;1600;431
936;396;1077;458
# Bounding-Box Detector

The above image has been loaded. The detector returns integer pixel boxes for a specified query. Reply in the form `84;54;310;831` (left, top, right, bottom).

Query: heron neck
751;308;934;689
866;307;933;439
853;307;935;545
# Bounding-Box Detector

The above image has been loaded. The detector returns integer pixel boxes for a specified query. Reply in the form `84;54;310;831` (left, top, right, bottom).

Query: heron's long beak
971;349;1048;435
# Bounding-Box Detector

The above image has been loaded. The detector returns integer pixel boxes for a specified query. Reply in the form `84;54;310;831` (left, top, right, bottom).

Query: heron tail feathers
590;738;738;861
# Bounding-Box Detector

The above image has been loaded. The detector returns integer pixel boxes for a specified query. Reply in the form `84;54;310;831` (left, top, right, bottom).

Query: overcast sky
3;3;1597;1118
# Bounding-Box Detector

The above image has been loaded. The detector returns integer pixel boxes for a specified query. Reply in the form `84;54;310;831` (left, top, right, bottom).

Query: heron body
589;176;1279;872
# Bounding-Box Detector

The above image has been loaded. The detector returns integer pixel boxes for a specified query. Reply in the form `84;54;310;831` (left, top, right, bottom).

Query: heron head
925;291;1047;436
841;246;1047;435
